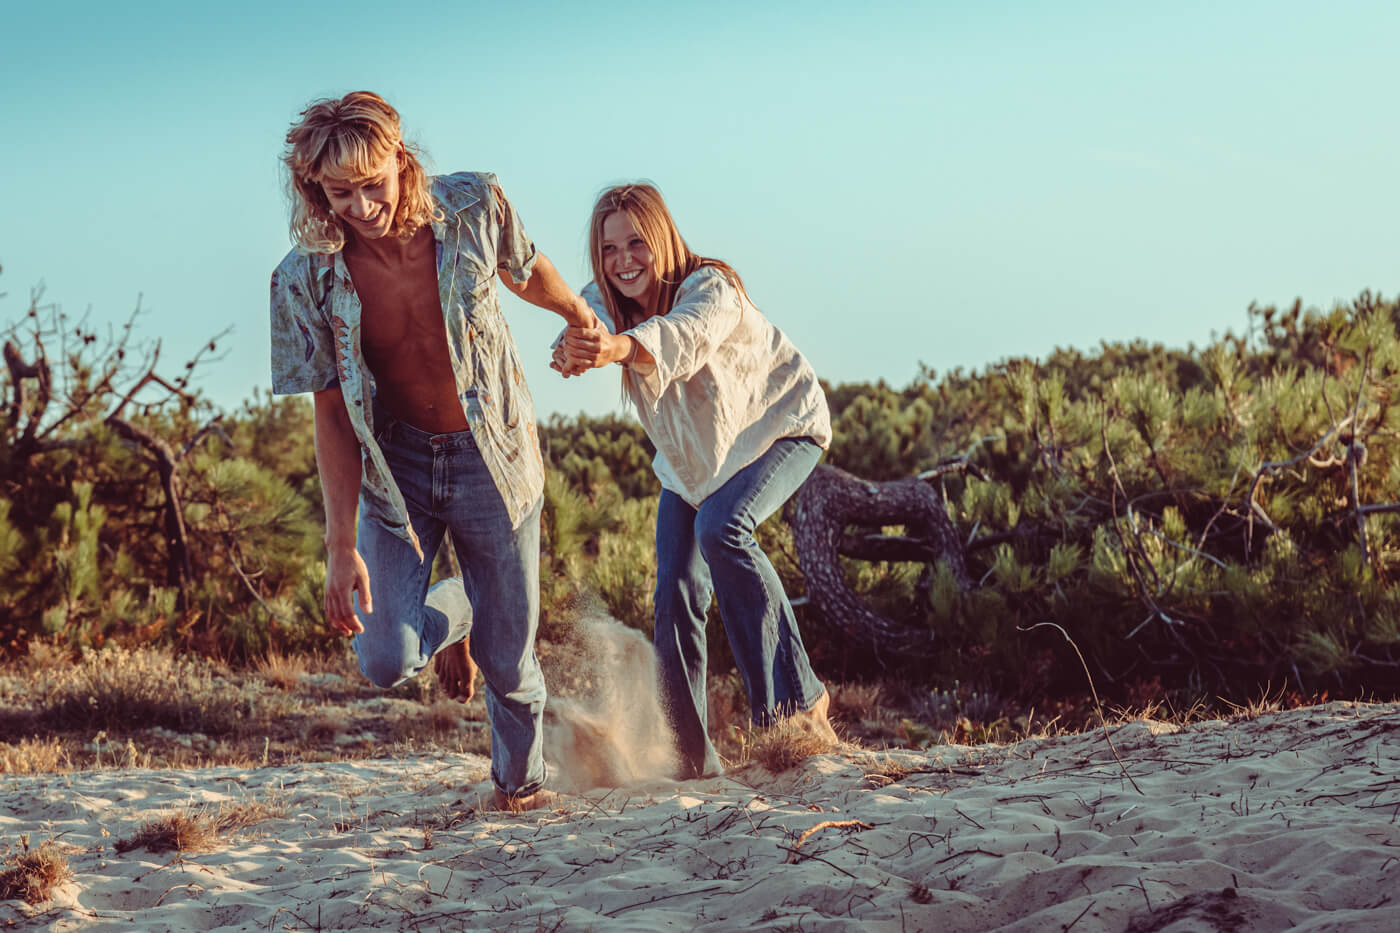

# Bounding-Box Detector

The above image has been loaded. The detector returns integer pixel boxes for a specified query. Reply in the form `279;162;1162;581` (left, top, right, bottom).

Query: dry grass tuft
856;752;916;783
30;645;293;737
254;650;309;691
0;737;72;775
742;719;839;773
302;714;346;744
115;812;219;854
0;841;73;904
114;798;286;855
831;682;885;720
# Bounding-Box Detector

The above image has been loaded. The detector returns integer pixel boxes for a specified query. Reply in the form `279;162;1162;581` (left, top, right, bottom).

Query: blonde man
271;91;591;809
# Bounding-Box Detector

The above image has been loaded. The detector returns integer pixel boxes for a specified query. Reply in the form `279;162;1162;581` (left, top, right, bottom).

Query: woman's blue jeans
351;418;546;797
653;436;827;779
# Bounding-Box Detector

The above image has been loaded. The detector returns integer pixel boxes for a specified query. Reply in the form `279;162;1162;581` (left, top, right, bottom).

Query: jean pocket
373;415;398;448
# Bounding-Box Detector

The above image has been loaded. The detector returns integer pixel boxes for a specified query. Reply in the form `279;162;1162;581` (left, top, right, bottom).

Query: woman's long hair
587;183;750;333
282;91;441;253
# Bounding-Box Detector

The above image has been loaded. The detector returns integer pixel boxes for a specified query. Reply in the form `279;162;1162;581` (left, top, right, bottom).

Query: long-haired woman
555;183;838;778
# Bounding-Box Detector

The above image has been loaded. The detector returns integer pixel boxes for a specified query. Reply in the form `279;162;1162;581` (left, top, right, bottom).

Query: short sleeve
489;183;538;285
269;253;339;395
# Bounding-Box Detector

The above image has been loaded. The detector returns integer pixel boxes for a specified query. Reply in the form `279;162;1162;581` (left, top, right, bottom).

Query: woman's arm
557;328;655;372
558;269;736;386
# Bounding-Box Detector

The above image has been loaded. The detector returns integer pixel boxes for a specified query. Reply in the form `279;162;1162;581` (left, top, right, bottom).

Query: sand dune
3;701;1397;931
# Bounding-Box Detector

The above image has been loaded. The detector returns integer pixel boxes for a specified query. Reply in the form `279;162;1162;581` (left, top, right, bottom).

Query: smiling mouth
617;270;642;283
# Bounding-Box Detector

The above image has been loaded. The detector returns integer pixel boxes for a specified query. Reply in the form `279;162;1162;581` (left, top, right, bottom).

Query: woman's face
600;211;657;306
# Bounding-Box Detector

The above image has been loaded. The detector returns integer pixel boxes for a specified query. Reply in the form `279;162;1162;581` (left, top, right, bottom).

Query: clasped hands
551;311;630;378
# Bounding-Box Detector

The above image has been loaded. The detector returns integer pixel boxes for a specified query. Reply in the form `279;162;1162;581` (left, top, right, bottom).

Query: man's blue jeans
351;418;546;797
654;436;827;779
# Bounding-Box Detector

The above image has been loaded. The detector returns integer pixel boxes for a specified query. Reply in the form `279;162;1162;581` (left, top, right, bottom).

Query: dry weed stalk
1020;621;1144;795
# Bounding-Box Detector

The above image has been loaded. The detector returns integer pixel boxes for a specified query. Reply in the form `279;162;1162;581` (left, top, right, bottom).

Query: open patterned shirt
270;173;544;558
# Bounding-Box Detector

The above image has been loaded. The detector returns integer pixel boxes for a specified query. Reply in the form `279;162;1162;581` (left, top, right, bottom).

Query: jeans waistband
385;417;475;451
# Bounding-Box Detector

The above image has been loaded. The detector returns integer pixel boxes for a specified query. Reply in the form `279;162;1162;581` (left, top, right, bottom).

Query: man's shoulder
270;247;333;314
271;246;313;279
433;172;500;213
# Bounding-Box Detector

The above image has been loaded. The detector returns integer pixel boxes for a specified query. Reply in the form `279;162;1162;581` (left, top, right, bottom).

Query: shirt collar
430;175;482;238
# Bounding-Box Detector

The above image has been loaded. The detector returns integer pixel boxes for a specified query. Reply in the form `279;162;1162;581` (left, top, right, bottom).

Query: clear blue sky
2;0;1394;422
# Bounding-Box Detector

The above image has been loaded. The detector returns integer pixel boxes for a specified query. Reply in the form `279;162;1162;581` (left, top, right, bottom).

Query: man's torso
347;226;469;434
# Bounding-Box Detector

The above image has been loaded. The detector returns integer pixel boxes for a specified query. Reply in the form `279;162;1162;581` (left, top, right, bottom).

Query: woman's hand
557;324;629;375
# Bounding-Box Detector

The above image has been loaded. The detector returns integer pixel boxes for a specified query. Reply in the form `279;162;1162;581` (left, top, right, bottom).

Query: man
269;91;592;810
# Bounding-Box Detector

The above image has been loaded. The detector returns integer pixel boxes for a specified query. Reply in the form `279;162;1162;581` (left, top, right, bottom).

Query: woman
555;183;838;779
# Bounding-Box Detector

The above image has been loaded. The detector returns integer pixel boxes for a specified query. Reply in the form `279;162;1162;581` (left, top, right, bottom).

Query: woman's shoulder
676;264;742;305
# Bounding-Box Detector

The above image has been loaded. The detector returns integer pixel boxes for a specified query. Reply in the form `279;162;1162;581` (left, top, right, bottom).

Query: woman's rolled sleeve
628;268;742;403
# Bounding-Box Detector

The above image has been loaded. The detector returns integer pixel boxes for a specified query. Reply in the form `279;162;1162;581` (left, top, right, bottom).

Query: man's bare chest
344;241;448;360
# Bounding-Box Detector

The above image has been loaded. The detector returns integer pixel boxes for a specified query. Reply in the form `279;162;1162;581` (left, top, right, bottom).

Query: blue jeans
654;436;827;779
351;417;546;797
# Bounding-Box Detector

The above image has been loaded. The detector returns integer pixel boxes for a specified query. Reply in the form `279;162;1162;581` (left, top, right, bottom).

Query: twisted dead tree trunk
788;464;971;660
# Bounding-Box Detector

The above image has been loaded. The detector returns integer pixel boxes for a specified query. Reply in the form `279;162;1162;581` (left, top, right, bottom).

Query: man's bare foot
491;788;557;813
791;689;840;746
433;638;477;702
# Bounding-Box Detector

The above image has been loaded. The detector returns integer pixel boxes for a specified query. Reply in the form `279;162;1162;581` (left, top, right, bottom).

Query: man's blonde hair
282;91;441;253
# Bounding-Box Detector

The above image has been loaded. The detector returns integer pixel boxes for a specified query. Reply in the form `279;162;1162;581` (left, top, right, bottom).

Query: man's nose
348;192;373;219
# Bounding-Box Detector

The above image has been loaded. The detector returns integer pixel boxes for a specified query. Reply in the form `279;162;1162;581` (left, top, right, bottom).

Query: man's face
319;157;400;240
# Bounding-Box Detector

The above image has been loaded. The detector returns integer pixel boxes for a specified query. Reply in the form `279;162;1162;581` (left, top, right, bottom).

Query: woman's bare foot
433;638;477;702
491;788;557;813
791;689;840;745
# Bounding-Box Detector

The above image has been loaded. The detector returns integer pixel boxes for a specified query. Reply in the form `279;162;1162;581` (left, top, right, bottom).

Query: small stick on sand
785;819;873;862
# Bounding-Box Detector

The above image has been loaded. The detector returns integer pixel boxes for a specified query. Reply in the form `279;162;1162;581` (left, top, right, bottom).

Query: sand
2;699;1397;931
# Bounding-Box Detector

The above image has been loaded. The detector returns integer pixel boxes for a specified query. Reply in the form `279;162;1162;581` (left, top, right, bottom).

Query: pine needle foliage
6;271;1398;708
818;294;1400;701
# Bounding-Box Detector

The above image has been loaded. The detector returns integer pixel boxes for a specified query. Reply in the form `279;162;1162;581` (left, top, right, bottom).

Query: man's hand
433;637;478;702
324;547;370;636
559;323;627;374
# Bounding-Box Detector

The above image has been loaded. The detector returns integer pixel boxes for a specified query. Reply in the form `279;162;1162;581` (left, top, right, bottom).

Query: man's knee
355;632;421;689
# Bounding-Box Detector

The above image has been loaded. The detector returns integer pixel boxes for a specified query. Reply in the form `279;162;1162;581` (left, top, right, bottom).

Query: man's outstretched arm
499;253;595;329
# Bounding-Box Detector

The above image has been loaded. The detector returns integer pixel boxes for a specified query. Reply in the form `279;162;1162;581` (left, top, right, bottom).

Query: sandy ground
2;700;1397;932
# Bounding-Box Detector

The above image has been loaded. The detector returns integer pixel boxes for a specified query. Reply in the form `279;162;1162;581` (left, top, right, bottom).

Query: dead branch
788;464;971;659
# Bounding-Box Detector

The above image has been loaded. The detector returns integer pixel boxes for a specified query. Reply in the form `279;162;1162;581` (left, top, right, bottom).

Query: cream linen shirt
582;266;831;506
